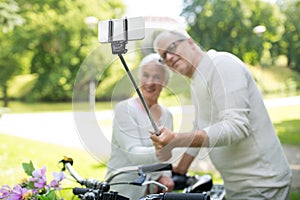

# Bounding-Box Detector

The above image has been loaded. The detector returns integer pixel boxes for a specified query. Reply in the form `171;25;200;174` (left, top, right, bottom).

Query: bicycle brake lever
139;193;162;200
142;180;168;192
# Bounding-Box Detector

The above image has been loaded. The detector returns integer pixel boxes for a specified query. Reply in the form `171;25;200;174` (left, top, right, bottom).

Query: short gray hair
137;53;172;84
153;30;190;52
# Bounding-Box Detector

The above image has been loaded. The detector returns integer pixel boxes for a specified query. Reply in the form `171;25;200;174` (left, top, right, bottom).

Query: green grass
248;65;300;96
0;134;106;199
268;105;300;146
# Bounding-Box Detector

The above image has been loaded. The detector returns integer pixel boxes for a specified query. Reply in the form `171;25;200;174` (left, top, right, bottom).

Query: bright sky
123;0;185;23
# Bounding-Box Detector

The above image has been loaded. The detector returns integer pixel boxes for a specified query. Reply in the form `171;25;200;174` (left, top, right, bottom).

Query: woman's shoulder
114;97;138;112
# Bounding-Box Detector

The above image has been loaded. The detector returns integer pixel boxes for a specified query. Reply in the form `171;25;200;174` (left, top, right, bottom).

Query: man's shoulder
208;49;244;67
207;49;240;60
208;49;233;59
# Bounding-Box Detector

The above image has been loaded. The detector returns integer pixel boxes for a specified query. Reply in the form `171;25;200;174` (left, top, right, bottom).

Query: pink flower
0;185;11;198
29;166;47;189
10;185;29;200
49;171;66;189
1;162;65;200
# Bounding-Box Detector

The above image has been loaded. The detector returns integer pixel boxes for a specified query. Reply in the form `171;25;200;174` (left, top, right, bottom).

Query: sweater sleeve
205;53;251;147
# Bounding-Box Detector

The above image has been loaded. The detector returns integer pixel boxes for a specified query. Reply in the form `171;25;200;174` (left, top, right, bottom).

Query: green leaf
38;195;49;200
36;190;57;200
38;190;57;200
27;181;35;190
22;160;35;176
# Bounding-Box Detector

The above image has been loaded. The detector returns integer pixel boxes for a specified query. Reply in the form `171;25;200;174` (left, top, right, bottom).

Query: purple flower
1;162;65;200
49;171;66;189
0;185;11;198
10;184;29;200
29;166;47;189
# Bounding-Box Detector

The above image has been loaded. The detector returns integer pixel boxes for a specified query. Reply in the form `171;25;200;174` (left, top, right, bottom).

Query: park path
0;96;300;189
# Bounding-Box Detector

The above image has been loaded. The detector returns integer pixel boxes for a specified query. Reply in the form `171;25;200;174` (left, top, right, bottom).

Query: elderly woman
105;53;174;200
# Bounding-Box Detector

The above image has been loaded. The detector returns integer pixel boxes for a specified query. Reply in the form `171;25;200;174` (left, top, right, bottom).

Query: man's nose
165;52;176;62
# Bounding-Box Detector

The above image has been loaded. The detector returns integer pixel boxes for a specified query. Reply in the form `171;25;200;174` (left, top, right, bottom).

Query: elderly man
150;30;292;200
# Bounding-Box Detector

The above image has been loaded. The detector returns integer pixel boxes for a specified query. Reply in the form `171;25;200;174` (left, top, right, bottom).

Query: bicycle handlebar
60;157;172;189
73;187;130;200
73;189;210;200
139;163;172;173
139;193;210;200
105;163;172;183
73;187;91;195
59;157;210;200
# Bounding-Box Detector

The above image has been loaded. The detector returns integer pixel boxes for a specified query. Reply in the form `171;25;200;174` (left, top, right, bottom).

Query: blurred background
0;0;299;199
1;0;300;105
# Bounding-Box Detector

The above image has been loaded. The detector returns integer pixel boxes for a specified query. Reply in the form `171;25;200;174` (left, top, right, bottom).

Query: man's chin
174;67;186;76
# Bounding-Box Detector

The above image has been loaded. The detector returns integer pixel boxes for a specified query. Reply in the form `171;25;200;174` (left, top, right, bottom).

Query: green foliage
94;49;145;101
0;0;25;33
181;0;285;65
41;190;56;200
0;0;26;106
22;160;35;176
1;0;125;102
280;0;300;71
2;0;300;104
248;65;300;95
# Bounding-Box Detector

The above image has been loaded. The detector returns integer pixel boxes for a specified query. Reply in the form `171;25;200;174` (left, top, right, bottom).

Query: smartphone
98;17;145;43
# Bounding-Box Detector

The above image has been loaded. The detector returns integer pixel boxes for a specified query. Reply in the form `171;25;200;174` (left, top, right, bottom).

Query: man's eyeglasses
159;39;187;63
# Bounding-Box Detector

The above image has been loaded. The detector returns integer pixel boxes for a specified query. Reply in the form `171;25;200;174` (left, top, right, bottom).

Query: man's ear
187;38;196;49
187;38;194;45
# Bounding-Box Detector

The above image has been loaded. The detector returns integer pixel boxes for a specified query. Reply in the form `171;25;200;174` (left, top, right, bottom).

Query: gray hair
153;30;190;52
137;53;172;84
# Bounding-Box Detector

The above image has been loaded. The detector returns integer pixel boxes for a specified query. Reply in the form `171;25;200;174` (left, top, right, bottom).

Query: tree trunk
3;83;8;107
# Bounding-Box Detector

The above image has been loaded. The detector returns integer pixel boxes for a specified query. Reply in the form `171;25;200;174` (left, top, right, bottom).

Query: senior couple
105;30;292;200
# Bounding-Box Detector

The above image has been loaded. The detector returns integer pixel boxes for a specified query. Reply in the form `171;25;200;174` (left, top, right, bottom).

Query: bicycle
171;171;225;200
58;156;225;200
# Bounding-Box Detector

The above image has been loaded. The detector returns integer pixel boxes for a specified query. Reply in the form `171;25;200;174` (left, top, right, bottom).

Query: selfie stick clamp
107;18;160;136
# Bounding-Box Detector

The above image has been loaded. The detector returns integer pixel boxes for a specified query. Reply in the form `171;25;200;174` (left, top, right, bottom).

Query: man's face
157;36;195;78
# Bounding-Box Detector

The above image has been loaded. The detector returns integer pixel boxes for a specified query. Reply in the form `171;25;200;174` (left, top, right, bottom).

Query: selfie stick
107;18;160;136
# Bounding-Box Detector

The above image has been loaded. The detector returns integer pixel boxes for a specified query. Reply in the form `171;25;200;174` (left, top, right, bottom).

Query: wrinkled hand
157;175;175;192
150;127;176;150
155;148;172;161
150;127;176;161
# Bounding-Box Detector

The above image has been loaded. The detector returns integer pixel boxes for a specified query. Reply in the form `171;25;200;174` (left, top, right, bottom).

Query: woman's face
140;62;166;102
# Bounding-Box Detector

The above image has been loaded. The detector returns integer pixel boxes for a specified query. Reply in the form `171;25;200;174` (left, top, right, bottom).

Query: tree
6;0;125;102
0;0;24;32
181;0;285;66
0;0;25;106
280;0;300;72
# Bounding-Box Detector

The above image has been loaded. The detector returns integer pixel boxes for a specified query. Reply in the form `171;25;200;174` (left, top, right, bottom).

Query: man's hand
157;175;174;192
155;148;172;161
150;127;176;161
150;127;176;150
